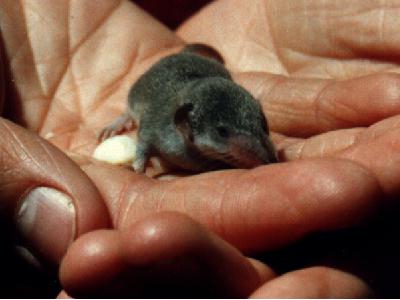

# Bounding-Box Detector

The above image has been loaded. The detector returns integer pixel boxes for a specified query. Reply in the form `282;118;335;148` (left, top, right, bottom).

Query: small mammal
99;44;277;173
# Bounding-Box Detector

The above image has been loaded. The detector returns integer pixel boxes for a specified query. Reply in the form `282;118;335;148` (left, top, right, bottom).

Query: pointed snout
228;135;278;168
260;136;278;164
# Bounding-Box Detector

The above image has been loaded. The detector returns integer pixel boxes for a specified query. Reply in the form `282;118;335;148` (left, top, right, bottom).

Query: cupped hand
0;0;398;297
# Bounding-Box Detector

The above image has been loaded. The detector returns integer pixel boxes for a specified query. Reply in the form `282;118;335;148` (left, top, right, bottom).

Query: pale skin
1;0;400;297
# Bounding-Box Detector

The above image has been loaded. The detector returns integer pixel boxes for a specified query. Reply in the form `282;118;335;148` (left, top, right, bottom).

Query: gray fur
101;47;277;173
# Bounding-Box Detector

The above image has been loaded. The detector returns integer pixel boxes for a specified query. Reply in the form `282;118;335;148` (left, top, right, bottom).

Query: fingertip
120;211;209;264
60;230;124;297
120;211;263;297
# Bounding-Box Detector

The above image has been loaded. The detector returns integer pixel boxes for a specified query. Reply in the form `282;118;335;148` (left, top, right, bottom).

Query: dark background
134;0;212;29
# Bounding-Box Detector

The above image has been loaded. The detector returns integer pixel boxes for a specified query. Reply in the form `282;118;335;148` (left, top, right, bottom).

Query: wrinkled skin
1;0;400;297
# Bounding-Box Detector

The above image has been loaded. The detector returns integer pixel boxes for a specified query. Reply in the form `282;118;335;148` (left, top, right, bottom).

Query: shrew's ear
174;103;194;142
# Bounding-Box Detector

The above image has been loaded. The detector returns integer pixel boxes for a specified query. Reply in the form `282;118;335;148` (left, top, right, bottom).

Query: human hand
0;124;372;298
0;0;395;297
177;0;400;296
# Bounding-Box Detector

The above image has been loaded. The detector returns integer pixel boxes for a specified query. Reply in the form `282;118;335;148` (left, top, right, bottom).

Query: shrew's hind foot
98;112;135;142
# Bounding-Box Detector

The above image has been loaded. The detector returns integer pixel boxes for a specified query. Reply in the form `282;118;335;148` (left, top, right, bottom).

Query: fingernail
16;187;76;266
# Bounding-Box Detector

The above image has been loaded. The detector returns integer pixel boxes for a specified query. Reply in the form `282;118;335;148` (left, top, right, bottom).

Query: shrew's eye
217;126;229;138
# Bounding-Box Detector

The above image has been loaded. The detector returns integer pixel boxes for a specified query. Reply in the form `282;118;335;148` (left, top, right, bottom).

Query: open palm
1;0;400;297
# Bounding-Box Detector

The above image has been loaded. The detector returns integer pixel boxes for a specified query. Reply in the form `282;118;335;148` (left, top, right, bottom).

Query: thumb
0;118;109;267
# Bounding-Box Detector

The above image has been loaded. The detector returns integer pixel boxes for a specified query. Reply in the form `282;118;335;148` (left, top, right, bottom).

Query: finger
281;115;400;161
178;1;400;67
60;212;274;298
281;128;364;161
250;266;371;298
85;158;381;253
0;118;109;267
337;116;400;195
266;1;400;62
236;72;400;137
281;114;400;195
